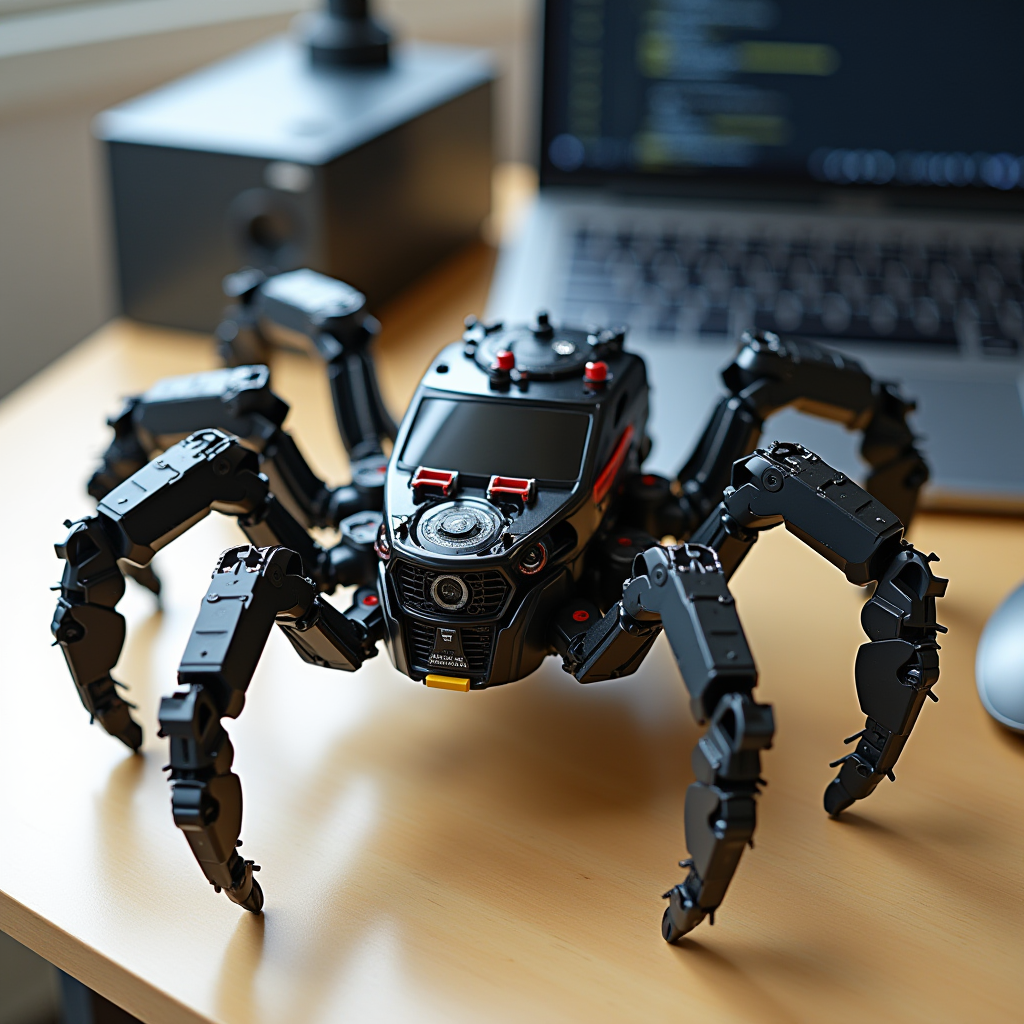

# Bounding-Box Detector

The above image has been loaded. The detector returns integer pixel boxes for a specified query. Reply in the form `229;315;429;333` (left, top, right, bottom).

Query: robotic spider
51;268;947;942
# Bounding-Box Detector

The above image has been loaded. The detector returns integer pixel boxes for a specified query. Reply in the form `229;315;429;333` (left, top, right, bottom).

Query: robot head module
375;315;651;689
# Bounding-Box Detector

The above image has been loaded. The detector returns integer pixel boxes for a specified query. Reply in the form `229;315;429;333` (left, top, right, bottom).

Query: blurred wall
0;0;539;400
381;0;538;167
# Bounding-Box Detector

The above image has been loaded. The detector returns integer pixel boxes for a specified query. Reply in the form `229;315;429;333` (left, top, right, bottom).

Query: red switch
493;349;515;371
584;360;608;382
487;475;536;504
410;466;459;497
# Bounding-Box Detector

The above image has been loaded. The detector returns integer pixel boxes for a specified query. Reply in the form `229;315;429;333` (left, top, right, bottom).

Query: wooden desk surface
3;234;1024;1024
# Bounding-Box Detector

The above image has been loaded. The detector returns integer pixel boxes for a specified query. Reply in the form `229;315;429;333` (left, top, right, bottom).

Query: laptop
487;0;1024;511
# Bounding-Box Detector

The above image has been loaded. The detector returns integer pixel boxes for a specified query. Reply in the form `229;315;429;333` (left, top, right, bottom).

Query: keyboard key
651;250;684;291
680;285;710;333
729;288;756;338
883;260;913;306
912;296;942;337
996;247;1022;286
701;307;730;336
998;298;1023;340
822;292;852;333
981;334;1019;355
790;256;823;309
869;294;899;335
836;258;868;304
774;290;804;331
955;298;980;347
698;252;732;303
743;253;777;307
929;263;959;308
977;264;1004;306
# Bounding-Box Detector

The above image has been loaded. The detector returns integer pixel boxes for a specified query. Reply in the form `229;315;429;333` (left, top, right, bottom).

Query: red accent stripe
592;425;634;503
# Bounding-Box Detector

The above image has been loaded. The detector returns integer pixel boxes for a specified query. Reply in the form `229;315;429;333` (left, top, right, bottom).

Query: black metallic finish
721;440;906;584
567;543;773;938
665;692;774;942
53;429;270;749
87;358;385;534
623;544;758;723
567;434;945;943
54;421;383;748
54;270;943;939
52;517;137;750
161;544;381;911
222;268;397;460
824;544;947;816
672;332;928;531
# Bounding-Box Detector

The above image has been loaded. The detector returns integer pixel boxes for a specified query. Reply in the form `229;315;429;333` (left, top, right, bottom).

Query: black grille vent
407;621;495;675
394;562;509;617
459;626;494;672
408;620;435;667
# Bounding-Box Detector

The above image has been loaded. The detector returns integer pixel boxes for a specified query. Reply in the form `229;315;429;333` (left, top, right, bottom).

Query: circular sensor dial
431;574;470;611
438;510;479;537
416;501;504;554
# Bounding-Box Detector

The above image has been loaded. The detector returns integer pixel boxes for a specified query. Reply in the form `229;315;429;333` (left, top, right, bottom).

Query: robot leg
825;546;947;815
160;685;263;911
567;543;774;941
663;691;775;943
52;517;139;749
706;442;947;815
160;544;380;909
52;430;270;748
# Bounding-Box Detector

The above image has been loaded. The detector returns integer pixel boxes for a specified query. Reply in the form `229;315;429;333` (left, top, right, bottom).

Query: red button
584;360;608;382
493;349;515;371
362;594;380;606
572;609;590;622
617;536;632;546
641;474;657;485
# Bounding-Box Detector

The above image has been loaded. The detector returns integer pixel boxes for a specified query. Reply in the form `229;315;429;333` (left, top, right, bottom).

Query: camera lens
431;574;469;611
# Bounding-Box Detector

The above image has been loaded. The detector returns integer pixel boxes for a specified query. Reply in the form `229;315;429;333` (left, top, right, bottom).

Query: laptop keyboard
560;227;1024;355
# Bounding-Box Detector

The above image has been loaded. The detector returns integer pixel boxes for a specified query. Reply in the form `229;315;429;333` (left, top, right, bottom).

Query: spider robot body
52;268;947;941
377;317;650;689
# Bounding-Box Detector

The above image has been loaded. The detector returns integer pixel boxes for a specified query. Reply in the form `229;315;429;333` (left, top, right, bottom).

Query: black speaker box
95;36;494;331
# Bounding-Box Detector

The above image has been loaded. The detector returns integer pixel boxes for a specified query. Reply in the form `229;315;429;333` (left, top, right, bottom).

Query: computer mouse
976;582;1024;732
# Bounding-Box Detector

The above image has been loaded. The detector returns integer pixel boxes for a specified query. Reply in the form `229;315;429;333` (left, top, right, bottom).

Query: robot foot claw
224;864;264;915
661;884;707;943
823;777;857;817
95;698;143;752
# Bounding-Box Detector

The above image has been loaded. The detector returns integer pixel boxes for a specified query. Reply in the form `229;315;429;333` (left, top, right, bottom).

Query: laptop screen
540;0;1024;203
